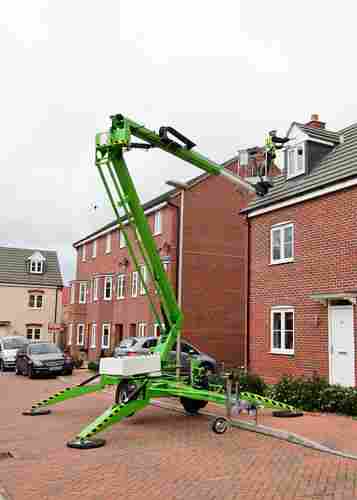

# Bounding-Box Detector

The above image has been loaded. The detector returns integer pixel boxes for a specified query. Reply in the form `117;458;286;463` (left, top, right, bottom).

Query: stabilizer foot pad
67;438;106;449
22;408;51;416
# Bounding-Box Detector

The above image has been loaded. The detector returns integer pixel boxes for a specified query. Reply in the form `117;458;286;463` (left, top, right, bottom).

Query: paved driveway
1;371;357;499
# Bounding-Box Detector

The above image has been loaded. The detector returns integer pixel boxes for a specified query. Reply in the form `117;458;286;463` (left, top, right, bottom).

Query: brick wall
248;186;357;384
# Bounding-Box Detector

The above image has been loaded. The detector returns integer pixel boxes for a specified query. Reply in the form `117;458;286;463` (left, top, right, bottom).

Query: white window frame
131;271;138;297
81;244;86;262
117;274;125;299
154;210;162;235
105;233;112;254
119;230;126;248
101;323;111;349
139;265;147;295
92;240;97;258
68;323;73;345
26;327;41;341
104;276;113;301
271;307;294;355
93;278;99;301
271;223;294;264
30;259;44;274
79;282;87;304
77;323;85;346
90;323;97;348
138;322;146;337
70;283;75;304
28;294;43;309
286;142;305;179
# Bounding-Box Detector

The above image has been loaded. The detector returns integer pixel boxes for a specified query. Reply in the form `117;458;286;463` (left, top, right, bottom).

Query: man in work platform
265;129;290;172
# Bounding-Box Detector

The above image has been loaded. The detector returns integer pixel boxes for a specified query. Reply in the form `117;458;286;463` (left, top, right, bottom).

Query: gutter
167;200;180;301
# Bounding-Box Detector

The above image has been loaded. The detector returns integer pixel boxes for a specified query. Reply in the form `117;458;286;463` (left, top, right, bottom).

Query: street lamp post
166;180;189;379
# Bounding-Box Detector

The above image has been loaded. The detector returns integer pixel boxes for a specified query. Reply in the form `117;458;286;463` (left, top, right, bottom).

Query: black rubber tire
0;360;5;372
180;397;208;415
272;410;304;418
211;417;229;434
15;364;21;375
115;380;137;417
28;365;35;379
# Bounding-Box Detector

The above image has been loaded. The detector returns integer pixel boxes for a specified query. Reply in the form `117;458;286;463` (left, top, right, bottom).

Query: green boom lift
23;115;296;448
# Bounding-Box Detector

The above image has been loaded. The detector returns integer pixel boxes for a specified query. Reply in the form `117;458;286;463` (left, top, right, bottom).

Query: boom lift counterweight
23;115;296;448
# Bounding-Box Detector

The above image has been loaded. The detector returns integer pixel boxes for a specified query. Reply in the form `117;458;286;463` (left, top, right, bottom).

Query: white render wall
0;284;62;341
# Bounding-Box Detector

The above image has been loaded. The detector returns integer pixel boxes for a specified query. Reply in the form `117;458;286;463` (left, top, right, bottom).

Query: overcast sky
1;1;357;284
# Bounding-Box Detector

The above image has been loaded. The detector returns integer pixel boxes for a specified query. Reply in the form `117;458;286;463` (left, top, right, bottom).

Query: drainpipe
245;216;251;371
54;287;59;344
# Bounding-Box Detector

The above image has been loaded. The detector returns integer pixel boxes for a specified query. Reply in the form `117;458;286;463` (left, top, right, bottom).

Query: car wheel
180;397;208;415
28;365;35;379
15;364;21;375
0;360;5;372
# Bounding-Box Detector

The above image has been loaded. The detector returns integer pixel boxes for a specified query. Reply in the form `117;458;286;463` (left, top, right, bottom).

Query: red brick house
243;115;357;386
64;159;260;366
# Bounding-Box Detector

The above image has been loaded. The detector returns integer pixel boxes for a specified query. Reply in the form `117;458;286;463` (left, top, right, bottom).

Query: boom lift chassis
23;115;296;448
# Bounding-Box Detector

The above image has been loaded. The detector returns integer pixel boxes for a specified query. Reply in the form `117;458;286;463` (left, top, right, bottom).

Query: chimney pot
305;113;325;129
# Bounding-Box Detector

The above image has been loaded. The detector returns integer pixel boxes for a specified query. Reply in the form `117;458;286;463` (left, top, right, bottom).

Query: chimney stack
305;113;326;129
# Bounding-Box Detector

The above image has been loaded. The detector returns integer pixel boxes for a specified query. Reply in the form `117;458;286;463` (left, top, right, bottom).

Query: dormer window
285;143;305;179
28;251;46;274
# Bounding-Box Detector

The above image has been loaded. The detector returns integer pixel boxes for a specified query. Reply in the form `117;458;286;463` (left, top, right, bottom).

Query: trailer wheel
180;397;208;415
212;417;229;434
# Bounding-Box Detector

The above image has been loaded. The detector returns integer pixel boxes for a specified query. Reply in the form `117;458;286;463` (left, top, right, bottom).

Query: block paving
1;371;357;499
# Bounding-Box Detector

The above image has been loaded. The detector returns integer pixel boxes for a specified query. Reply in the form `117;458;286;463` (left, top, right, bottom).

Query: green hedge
269;374;357;416
88;361;99;372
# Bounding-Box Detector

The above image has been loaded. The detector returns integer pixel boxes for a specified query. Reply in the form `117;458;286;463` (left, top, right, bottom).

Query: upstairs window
93;278;99;301
140;265;147;295
28;294;43;309
104;276;113;301
92;240;97;259
117;274;125;299
28;251;46;274
105;233;112;254
70;283;75;304
286;143;305;178
81;244;86;262
154;211;162;235
79;282;87;304
131;271;138;297
271;223;294;264
271;308;294;355
119;230;126;248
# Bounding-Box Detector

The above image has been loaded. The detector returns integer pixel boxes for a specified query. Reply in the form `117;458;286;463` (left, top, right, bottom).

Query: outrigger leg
67;378;151;449
22;374;108;416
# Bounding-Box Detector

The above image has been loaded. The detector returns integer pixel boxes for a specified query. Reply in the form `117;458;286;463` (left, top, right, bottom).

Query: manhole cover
0;452;13;460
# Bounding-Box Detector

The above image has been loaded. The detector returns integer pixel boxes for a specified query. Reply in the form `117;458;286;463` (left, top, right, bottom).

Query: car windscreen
29;344;62;355
3;338;28;350
119;338;137;348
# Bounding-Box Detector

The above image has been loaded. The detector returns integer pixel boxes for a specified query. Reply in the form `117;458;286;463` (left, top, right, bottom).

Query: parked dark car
15;342;65;378
62;352;74;375
113;336;217;374
0;336;29;371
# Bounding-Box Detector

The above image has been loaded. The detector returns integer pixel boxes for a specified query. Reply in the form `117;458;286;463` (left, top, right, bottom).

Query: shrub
208;370;267;396
88;361;99;372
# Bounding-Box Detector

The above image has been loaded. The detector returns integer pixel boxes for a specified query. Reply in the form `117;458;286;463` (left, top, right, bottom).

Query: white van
0;336;29;371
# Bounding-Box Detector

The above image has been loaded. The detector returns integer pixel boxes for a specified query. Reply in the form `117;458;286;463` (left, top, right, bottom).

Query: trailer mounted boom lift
23;115;296;448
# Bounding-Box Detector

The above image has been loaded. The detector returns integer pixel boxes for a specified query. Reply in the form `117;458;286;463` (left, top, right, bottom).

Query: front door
330;306;354;386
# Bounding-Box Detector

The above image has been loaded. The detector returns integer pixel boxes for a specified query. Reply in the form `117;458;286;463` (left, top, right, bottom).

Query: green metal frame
24;115;296;446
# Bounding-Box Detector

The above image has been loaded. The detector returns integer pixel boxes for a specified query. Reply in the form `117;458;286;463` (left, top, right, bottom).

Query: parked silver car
113;336;217;374
0;336;29;371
